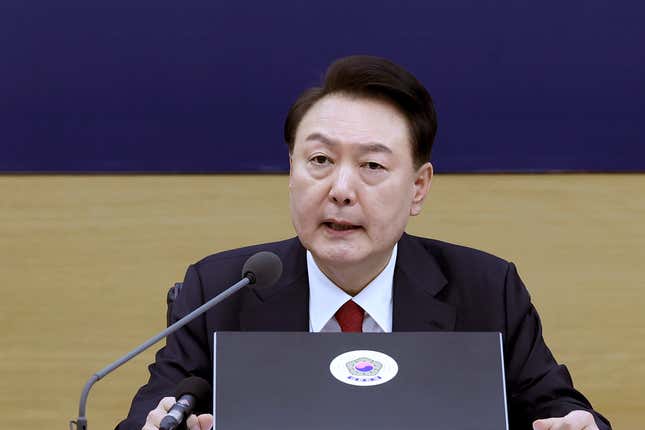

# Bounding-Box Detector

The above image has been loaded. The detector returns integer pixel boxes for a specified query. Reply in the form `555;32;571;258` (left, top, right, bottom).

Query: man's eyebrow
304;132;393;154
305;132;337;146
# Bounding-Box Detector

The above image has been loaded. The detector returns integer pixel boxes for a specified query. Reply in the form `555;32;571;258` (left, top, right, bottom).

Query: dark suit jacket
116;234;611;429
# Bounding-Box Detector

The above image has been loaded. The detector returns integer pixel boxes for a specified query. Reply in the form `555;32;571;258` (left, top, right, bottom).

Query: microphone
70;251;283;430
242;251;283;288
159;376;212;430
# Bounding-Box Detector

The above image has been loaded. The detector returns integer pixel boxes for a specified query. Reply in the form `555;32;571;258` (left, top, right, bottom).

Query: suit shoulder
405;234;512;278
193;237;299;269
182;237;302;298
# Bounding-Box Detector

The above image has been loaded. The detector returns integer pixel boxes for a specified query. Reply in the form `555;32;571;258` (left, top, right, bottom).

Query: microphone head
241;251;283;288
174;376;212;414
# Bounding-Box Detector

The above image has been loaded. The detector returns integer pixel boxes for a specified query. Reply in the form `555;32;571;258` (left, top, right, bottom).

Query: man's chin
309;242;368;267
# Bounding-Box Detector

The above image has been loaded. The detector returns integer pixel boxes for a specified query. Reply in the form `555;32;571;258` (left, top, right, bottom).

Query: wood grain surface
1;174;642;428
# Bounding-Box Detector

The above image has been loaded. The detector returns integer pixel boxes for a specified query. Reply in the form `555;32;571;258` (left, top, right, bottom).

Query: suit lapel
238;234;457;332
239;238;309;331
392;233;457;332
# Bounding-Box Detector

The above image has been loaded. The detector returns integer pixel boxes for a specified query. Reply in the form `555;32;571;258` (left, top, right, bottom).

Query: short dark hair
284;55;437;168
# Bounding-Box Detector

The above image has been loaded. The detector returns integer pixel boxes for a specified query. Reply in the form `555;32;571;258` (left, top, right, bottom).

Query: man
119;56;611;430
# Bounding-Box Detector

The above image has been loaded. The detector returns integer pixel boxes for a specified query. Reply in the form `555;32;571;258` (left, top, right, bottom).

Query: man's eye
311;155;330;165
364;162;384;170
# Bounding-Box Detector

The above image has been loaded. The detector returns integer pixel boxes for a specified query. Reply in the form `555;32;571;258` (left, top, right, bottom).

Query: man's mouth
323;222;361;231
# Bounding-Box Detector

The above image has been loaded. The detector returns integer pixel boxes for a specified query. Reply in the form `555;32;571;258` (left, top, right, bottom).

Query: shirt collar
307;244;397;332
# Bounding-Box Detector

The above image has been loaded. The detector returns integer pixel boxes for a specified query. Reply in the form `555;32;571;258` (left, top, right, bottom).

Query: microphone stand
70;277;251;430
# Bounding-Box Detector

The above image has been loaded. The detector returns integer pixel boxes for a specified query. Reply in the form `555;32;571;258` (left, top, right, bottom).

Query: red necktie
335;300;365;332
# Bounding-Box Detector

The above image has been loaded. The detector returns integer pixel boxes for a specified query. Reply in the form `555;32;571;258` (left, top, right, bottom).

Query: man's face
289;94;432;272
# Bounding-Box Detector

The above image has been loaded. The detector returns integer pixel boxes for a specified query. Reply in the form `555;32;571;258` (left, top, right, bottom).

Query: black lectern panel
214;332;507;430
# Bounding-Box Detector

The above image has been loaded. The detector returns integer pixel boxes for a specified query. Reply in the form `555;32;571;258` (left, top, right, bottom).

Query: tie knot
335;300;365;332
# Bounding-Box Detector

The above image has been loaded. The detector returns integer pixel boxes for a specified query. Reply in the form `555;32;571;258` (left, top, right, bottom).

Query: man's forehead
294;95;411;152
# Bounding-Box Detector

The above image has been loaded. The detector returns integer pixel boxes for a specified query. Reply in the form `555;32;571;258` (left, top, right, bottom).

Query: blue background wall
2;1;643;172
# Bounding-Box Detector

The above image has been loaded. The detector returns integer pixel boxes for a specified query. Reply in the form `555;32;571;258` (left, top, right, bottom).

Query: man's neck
311;250;394;295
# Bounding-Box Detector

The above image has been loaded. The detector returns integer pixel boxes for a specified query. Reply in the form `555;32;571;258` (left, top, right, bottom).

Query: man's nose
328;165;357;206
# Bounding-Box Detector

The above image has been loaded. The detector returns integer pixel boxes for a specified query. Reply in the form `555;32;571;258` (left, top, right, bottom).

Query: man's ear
410;162;433;216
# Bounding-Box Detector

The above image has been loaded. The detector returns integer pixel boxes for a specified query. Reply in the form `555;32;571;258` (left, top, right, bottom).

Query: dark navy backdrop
2;1;643;172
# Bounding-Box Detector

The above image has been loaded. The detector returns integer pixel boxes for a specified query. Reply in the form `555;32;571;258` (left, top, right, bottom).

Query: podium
213;332;508;430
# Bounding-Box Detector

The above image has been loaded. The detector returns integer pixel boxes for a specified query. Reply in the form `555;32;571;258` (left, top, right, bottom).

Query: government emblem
329;350;398;386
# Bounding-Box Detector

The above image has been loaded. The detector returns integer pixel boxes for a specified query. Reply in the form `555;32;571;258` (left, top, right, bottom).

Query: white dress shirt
307;244;397;333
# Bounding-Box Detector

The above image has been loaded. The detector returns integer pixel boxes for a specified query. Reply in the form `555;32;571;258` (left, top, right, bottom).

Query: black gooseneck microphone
159;376;212;430
70;251;283;430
